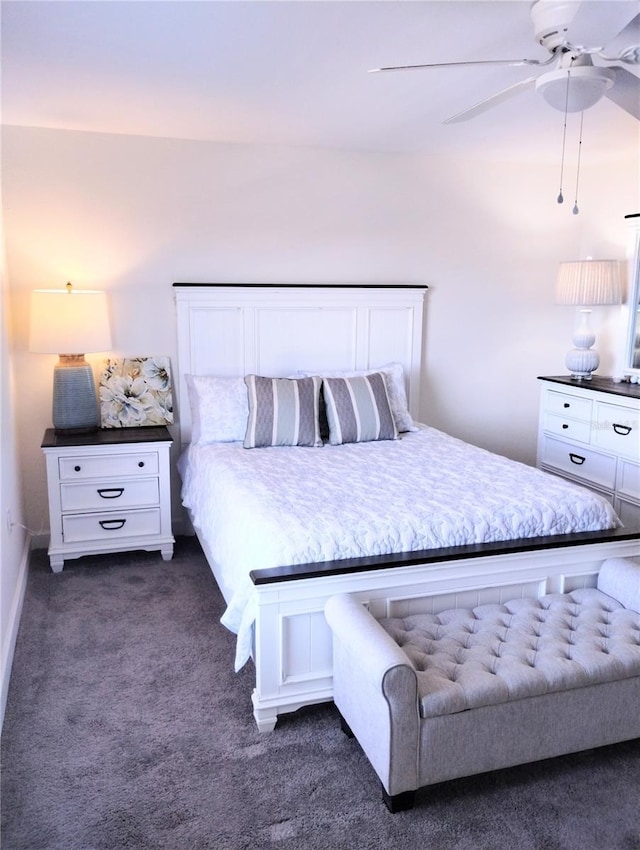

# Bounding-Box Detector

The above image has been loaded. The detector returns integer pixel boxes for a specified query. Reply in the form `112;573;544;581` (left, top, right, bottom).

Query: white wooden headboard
173;284;427;447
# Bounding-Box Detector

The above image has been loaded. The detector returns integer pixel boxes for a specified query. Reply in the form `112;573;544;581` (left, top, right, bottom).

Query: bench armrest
325;594;420;796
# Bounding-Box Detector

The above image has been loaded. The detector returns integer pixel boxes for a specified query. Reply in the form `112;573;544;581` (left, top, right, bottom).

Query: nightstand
537;376;640;527
41;426;175;572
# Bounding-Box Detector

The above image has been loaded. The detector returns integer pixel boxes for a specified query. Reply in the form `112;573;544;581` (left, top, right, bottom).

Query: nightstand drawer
592;403;640;460
60;479;160;512
59;451;159;481
544;412;591;443
540;435;617;490
544;390;592;421
62;508;161;543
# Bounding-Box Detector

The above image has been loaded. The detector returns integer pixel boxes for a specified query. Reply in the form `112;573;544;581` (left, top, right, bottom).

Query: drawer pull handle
97;488;124;499
562;423;569;430
74;465;81;472
563;403;570;409
569;453;586;466
612;423;632;436
138;461;145;468
99;519;126;531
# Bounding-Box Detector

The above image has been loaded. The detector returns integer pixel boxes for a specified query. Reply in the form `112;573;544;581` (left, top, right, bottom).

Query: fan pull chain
557;65;573;205
572;111;584;215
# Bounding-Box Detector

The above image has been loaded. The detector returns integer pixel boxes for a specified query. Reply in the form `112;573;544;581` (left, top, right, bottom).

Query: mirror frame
624;213;640;377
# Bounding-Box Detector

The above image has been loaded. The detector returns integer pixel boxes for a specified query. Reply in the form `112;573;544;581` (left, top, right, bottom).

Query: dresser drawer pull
569;453;586;466
562;423;569;429
98;519;126;531
138;461;145;468
563;403;571;409
612;423;632;436
74;465;81;472
97;488;124;499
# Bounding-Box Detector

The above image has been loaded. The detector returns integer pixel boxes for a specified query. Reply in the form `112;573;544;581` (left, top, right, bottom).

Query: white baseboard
0;533;31;731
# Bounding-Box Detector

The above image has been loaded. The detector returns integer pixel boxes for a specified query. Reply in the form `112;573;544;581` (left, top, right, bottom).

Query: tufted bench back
378;588;640;719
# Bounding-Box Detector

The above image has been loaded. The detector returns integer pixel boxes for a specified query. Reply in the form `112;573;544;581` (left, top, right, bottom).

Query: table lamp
555;259;623;379
29;282;112;433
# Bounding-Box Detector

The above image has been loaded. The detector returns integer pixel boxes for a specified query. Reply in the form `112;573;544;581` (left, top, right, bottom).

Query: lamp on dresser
29;282;112;434
555;259;623;380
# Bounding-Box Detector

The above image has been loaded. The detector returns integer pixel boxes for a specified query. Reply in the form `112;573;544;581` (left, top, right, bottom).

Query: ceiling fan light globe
535;66;615;111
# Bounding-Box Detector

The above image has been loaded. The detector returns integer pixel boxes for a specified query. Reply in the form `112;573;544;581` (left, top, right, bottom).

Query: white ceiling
2;0;639;163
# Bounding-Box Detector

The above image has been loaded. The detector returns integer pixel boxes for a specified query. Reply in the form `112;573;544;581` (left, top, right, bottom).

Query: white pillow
185;375;248;443
297;362;417;432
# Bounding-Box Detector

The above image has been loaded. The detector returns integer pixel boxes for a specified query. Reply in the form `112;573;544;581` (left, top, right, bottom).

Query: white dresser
537;376;640;528
42;426;175;572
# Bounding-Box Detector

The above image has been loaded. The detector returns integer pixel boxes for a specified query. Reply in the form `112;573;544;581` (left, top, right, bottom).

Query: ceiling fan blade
605;66;640;119
369;56;553;74
599;13;640;63
567;0;640;50
613;11;640;45
442;77;537;124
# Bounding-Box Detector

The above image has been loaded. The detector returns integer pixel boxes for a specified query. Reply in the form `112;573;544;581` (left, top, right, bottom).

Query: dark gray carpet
2;537;639;850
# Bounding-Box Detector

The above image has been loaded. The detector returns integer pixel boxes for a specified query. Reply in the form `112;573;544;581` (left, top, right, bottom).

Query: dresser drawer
592;403;640;460
617;459;640;502
539;435;617;490
615;497;640;528
59;451;159;481
62;508;161;543
544;390;592;421
544;412;591;444
60;478;160;512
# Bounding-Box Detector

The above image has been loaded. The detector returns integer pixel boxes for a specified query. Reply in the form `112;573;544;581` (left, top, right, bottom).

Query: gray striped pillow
244;375;322;448
323;372;398;445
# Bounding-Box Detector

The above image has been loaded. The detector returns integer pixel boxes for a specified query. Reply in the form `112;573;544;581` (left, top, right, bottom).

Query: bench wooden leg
382;786;416;813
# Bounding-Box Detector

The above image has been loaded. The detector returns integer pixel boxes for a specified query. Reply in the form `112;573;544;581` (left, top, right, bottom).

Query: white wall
1;226;30;728
3;125;638;546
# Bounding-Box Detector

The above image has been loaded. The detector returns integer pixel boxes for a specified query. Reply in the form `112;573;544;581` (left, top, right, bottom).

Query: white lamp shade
29;288;112;354
555;260;623;307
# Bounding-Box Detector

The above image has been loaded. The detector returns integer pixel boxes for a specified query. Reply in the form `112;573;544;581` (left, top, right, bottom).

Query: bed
174;283;640;731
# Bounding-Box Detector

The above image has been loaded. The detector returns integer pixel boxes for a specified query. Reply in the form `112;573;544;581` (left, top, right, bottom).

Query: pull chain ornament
557;65;572;205
572;111;584;215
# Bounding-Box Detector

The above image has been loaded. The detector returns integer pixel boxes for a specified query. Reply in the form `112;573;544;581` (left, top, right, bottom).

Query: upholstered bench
325;557;640;812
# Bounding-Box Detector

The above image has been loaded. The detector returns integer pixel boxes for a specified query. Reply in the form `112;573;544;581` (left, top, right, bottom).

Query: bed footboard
249;537;640;732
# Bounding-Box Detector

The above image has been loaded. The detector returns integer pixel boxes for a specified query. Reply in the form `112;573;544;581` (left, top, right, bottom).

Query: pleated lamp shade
555;260;623;306
554;260;623;380
30;286;112;433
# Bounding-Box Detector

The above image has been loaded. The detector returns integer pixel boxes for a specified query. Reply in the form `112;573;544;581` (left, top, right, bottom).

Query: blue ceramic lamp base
52;356;100;434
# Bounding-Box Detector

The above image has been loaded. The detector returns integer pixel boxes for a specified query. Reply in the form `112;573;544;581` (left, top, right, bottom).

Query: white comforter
179;427;620;669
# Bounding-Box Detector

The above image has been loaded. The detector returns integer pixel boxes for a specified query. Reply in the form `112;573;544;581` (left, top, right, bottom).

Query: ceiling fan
370;1;640;123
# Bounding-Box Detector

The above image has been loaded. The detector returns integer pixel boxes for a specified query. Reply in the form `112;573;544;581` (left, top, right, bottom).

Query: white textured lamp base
565;347;599;380
565;308;599;380
52;357;100;433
